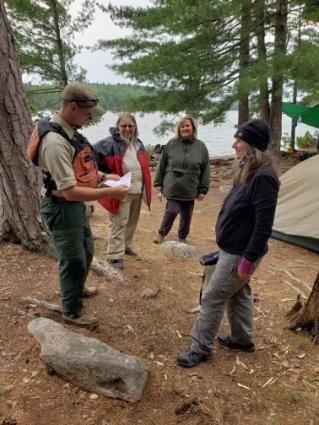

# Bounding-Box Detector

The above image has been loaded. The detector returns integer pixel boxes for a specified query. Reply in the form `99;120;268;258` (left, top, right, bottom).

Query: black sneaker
107;259;124;270
217;334;255;352
125;247;137;256
177;348;211;368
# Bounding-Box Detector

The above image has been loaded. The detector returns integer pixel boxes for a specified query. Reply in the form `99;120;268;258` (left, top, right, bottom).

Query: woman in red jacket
94;113;152;270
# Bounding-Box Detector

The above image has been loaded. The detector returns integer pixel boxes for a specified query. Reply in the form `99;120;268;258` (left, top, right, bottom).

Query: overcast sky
72;0;151;84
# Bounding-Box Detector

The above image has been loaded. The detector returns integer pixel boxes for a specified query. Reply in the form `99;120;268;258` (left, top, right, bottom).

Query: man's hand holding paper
103;171;132;188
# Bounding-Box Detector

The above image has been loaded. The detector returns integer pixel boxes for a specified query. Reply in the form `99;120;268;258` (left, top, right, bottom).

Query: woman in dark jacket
177;118;279;368
94;113;152;270
153;116;210;244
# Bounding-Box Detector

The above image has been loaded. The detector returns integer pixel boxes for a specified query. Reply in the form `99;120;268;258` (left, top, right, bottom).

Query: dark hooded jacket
153;137;210;200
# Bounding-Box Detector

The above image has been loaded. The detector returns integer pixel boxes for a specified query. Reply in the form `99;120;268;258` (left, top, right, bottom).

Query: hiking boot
107;258;124;270
177;348;211;368
217;334;255;352
153;234;164;244
125;247;137;256
55;285;98;298
82;285;98;298
62;311;97;327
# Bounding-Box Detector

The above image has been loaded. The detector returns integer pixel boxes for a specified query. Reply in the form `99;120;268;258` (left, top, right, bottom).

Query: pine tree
98;0;250;127
100;0;319;151
0;2;49;250
6;0;95;89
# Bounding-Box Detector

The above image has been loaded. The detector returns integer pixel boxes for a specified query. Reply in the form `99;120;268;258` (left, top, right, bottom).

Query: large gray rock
161;241;199;258
28;318;149;402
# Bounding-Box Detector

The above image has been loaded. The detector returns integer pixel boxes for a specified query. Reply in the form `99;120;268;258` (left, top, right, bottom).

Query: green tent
282;102;319;129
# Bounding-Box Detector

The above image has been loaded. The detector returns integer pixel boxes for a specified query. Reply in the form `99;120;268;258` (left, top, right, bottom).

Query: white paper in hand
103;172;131;188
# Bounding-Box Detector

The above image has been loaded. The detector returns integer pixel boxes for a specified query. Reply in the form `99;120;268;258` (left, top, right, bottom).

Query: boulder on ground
161;241;199;258
28;318;149;403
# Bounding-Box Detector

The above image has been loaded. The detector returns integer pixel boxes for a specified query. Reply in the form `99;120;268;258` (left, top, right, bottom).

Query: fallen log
286;272;319;338
91;257;130;285
23;297;62;313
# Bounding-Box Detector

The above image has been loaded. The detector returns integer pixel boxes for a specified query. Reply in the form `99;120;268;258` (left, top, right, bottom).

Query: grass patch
272;387;306;407
295;333;312;351
269;415;286;425
0;385;12;397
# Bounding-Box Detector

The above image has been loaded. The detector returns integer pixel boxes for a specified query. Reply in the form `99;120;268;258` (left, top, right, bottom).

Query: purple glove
237;257;255;281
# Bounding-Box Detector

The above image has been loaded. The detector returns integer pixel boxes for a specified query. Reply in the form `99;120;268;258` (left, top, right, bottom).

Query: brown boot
153;234;164;244
55;285;98;298
82;285;98;298
62;311;97;327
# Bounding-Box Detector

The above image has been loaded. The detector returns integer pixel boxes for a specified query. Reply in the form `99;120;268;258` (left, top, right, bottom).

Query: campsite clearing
0;155;319;425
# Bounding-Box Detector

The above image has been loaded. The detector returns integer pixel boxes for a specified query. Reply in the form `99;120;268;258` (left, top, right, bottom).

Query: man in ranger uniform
28;82;129;327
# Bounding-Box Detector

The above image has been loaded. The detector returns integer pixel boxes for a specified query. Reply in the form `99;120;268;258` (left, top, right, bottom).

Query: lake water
81;110;312;156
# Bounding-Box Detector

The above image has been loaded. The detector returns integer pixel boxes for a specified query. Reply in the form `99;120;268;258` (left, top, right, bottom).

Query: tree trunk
287;273;319;338
50;0;68;87
0;3;49;251
269;0;288;155
255;0;270;122
290;83;297;150
289;7;301;151
238;0;251;126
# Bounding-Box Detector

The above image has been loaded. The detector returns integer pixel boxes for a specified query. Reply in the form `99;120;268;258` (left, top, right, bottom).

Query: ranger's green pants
41;198;94;317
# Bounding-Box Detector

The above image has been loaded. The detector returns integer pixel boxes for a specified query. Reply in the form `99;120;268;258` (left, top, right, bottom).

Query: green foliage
97;0;244;123
6;0;95;88
281;133;292;151
296;131;316;148
97;0;319;139
24;83;155;114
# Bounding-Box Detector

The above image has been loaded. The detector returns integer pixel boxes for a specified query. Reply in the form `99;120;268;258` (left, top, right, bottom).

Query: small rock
23;378;30;384
141;287;160;299
175;399;200;415
89;393;99;400
0;293;11;301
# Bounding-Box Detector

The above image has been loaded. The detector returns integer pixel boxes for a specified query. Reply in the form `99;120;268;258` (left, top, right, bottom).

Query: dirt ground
1;155;319;425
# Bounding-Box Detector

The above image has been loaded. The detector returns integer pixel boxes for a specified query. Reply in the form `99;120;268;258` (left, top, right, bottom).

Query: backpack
28;120;98;195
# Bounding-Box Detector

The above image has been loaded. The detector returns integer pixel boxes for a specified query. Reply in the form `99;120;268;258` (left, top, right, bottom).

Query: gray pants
191;250;261;354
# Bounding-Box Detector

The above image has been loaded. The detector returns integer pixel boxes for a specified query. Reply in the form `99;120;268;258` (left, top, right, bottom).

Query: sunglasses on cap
71;98;99;108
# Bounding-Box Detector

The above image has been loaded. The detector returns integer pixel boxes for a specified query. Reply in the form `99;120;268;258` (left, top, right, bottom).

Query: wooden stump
286;272;319;338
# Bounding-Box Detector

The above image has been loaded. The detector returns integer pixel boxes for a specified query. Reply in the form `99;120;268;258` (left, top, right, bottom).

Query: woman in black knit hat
177;118;280;368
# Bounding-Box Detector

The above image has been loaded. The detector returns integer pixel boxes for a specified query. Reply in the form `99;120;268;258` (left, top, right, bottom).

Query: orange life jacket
28;120;98;196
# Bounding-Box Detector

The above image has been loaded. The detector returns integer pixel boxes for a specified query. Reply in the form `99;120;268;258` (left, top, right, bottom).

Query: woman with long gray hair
177;118;279;368
94;113;152;270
